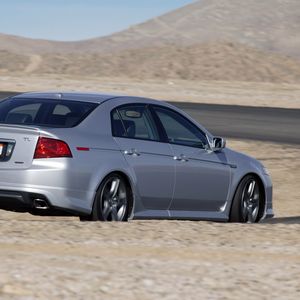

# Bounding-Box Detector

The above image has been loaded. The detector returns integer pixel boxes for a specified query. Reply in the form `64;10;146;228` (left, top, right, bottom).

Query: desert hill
0;0;299;57
0;0;300;83
1;42;299;83
87;0;300;58
36;42;300;83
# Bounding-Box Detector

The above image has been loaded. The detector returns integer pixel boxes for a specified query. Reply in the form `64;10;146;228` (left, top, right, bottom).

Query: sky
0;0;195;41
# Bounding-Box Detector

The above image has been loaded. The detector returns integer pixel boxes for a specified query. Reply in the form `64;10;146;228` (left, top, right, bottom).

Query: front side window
112;105;159;141
153;106;208;148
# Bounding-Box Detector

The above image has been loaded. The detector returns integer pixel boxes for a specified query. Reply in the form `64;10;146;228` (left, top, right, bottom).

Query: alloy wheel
241;179;260;223
100;176;128;221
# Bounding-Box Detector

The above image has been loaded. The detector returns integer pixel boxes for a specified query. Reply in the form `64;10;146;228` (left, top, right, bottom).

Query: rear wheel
230;175;262;223
81;173;130;222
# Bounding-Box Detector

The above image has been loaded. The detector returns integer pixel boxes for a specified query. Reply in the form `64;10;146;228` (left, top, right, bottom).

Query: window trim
110;103;210;149
150;104;209;150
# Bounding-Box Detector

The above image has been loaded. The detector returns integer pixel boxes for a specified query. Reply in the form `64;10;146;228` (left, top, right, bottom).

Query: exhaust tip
33;199;49;210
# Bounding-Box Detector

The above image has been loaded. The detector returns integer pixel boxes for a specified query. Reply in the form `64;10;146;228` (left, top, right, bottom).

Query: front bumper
263;175;274;219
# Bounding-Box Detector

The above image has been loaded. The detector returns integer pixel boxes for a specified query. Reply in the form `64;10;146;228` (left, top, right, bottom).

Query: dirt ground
0;139;299;300
1;75;300;109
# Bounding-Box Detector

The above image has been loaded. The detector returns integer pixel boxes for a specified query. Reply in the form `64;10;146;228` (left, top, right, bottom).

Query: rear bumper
0;158;95;215
0;189;92;216
0;185;93;215
0;190;73;215
0;190;34;212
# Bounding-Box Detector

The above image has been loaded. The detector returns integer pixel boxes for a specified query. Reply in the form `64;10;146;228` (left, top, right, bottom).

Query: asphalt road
0;91;299;145
171;102;300;145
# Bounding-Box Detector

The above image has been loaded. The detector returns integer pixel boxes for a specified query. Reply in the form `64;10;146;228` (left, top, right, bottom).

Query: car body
0;92;273;222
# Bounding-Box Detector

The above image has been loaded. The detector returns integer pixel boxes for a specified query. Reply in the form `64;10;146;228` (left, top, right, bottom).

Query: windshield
0;98;98;128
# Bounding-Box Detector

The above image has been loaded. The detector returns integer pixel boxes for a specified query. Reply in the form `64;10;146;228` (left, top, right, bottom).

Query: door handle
124;149;141;156
173;154;189;162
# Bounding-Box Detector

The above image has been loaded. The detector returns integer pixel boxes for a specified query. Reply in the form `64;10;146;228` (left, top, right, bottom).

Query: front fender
222;148;273;220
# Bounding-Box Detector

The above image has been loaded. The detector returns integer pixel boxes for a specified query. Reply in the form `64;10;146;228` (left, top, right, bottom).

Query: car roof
12;91;122;103
12;91;164;105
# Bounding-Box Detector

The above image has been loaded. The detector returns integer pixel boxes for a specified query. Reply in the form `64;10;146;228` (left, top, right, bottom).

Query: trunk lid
0;124;40;169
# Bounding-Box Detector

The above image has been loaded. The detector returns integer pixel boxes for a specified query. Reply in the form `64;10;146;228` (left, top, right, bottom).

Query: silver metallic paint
0;92;273;221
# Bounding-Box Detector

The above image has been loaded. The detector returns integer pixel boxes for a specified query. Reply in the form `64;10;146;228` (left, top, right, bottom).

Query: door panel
150;104;231;215
169;144;231;213
115;138;175;210
111;104;175;211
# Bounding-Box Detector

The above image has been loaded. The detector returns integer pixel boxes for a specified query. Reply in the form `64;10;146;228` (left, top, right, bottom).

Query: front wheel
230;175;263;223
81;173;131;222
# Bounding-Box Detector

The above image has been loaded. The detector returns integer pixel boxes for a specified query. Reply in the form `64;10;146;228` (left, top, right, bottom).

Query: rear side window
0;98;98;128
111;105;159;141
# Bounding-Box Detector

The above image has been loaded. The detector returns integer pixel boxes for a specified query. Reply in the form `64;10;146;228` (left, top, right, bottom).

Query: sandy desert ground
1;75;300;109
0;139;299;300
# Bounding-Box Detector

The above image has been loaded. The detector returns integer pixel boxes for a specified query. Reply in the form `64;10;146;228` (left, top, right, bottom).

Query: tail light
34;137;72;159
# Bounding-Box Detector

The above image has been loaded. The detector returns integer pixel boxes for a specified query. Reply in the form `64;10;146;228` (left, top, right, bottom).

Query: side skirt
133;209;228;222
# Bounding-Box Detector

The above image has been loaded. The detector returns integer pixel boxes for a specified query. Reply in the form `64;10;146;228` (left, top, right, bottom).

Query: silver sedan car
0;92;273;222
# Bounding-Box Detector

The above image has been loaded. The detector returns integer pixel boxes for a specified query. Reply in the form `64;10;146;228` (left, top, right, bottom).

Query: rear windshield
0;98;98;128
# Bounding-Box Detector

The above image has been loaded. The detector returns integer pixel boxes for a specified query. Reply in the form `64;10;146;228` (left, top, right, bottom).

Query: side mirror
212;137;226;151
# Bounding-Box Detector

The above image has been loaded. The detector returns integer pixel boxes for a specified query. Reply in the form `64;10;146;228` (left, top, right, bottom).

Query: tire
81;173;131;222
229;175;263;223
